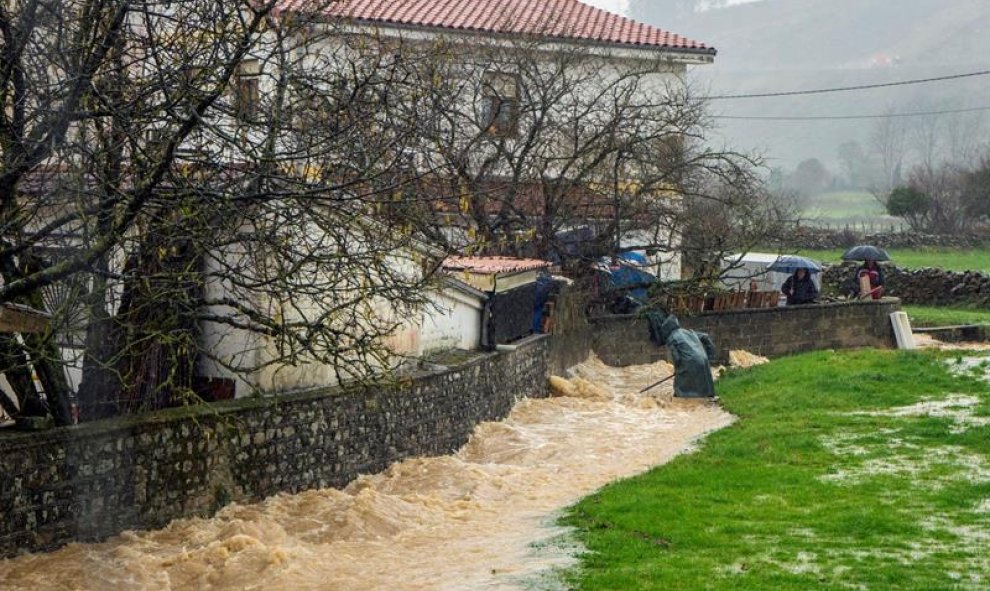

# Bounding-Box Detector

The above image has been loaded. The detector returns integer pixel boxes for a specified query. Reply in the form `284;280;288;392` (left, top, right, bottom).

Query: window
234;60;260;123
480;72;519;137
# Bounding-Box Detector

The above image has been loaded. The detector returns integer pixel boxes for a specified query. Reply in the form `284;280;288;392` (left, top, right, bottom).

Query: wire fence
795;220;910;234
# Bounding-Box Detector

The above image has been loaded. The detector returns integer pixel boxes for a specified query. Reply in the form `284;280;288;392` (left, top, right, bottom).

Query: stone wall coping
588;297;902;324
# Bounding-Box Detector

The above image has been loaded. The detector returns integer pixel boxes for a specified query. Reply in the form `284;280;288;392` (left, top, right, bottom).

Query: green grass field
560;349;990;590
798;191;901;229
903;305;990;327
791;248;990;273
784;191;990;271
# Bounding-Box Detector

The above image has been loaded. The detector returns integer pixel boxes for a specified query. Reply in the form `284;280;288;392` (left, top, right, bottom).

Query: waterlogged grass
903;305;990;328
560;349;990;591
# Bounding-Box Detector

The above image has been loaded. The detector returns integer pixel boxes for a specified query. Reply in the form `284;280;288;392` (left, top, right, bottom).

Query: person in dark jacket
781;268;818;305
646;311;716;398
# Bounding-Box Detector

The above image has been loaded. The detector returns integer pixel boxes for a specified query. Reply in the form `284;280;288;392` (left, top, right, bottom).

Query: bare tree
0;3;450;423
0;0;290;423
961;153;990;225
869;106;908;194
402;31;780;280
1;2;787;426
679;166;796;283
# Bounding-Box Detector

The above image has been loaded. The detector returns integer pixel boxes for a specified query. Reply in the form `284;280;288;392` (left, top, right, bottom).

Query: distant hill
629;0;990;175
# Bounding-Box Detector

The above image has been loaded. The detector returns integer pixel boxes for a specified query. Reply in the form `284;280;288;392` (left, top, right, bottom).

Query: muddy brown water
0;355;751;591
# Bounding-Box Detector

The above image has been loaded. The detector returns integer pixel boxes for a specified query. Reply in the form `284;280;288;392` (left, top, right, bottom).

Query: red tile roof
443;256;552;274
281;0;713;53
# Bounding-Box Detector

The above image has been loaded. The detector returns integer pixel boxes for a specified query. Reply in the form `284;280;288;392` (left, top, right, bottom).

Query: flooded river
1;354;753;591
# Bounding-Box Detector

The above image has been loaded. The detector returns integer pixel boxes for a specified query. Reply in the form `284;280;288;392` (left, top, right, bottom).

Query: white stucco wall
416;286;485;355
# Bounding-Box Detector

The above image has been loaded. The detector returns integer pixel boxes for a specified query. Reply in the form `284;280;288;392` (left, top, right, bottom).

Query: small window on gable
234;59;260;123
481;71;519;137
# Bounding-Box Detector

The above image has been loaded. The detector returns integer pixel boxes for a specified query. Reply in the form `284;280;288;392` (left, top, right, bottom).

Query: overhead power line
705;69;990;100
713;105;990;121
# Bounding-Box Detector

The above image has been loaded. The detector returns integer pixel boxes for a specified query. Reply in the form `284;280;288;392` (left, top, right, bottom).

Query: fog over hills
629;0;990;176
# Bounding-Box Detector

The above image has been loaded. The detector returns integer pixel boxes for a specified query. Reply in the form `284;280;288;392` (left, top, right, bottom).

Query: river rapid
1;354;757;591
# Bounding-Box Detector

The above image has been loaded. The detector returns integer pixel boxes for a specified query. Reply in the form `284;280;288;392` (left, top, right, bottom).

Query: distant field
799;191;902;230
793;248;990;273
791;191;990;271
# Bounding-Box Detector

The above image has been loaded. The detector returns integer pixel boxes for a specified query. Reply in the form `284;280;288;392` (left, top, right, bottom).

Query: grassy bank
560;349;990;590
903;305;990;328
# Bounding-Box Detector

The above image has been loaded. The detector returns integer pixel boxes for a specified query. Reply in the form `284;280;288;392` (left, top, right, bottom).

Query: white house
190;0;717;396
3;0;719;410
267;0;717;279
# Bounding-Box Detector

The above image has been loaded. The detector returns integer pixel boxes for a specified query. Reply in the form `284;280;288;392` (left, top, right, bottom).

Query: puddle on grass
946;355;990;382
853;394;990;434
806;354;990;588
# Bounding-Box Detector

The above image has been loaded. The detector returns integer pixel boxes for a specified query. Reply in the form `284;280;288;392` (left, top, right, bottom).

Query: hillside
635;0;990;70
629;0;990;173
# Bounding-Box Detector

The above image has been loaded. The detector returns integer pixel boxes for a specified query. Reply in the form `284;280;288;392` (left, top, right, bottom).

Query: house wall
453;269;540;293
0;335;552;559
190;27;695;395
197;237;440;397
415;286;485;354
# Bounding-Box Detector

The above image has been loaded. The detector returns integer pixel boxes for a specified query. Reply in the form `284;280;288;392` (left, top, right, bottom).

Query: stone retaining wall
823;265;990;307
0;336;553;558
591;299;901;367
913;325;990;342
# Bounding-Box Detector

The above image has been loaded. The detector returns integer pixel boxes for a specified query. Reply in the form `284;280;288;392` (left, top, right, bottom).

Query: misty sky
581;0;765;18
581;0;628;16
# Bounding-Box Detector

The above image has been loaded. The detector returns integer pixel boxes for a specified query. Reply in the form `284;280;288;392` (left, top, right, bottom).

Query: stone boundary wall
823;265;990;307
546;284;595;376
782;228;990;251
591;299;901;367
0;336;556;558
914;325;990;342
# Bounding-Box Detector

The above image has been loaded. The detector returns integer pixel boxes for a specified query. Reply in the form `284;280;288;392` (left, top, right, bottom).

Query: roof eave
309;16;716;64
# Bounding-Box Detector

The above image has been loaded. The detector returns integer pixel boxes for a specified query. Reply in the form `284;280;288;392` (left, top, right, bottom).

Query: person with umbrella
781;268;819;305
842;246;890;299
768;255;821;305
853;260;885;299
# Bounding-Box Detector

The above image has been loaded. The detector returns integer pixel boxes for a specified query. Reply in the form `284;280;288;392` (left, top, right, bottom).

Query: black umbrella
767;255;822;274
841;245;890;262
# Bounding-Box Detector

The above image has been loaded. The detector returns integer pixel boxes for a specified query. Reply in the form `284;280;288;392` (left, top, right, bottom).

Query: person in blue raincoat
645;311;717;398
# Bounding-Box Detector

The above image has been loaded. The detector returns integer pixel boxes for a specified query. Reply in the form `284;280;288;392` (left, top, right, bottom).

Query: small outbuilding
441;256;553;346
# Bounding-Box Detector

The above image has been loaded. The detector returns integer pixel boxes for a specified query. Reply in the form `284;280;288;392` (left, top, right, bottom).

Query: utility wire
713;105;990;121
705;69;990;100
